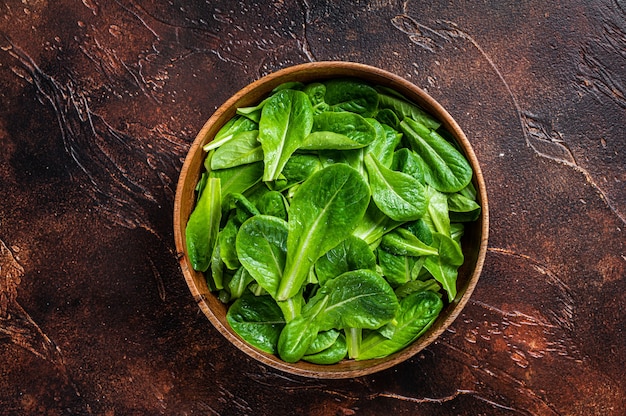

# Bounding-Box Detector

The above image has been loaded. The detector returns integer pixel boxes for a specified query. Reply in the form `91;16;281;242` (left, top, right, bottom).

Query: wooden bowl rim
173;61;489;379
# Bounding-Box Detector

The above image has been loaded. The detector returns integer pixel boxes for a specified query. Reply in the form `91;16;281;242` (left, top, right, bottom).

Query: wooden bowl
173;61;489;379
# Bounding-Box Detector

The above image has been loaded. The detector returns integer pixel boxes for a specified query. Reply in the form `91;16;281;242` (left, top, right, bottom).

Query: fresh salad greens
187;78;480;364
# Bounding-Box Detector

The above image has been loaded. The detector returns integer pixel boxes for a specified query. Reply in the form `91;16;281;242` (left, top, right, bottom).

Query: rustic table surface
1;1;625;415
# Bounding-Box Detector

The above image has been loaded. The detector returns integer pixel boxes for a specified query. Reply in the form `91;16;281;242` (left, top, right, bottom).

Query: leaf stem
346;327;362;359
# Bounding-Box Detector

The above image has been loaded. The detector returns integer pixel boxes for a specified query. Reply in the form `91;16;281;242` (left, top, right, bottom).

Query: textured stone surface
1;1;624;414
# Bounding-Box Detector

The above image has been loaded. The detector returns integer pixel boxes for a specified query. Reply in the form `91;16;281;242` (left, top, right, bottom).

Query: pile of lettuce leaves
186;78;481;364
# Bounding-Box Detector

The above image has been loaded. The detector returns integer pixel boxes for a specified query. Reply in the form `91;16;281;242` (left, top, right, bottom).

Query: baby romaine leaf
323;79;379;117
226;292;286;354
364;153;427;222
392;148;425;184
459;180;478;200
352;200;402;247
236;215;288;298
317;148;365;175
364;118;402;168
375;108;400;130
223;193;260;225
218;218;240;270
277;304;324;362
423;232;464;302
301;112;377;150
377;89;441;130
448;192;481;222
209;161;263;201
380;228;438;257
377;249;425;287
236;98;269;123
278;164;370;301
394;279;441;299
400;118;472;193
185;177;222;272
258;89;313;181
278;269;399;362
255;190;288;220
236;82;305;123
228;266;254;300
309;269;399;332
405;219;433;245
303;82;326;106
209;237;224;290
281;154;323;181
356;290;443;360
305;329;341;355
194;171;209;201
210;130;263;170
450;223;465;244
302;332;348;364
203;115;258;152
314;235;377;286
425;187;451;236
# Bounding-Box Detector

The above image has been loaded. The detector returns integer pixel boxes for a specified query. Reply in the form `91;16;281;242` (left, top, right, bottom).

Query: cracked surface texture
1;0;625;414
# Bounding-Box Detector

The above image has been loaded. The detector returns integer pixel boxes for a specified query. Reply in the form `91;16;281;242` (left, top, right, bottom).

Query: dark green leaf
450;223;465;244
223;193;260;225
255;190;288;220
303;82;329;115
277;307;322;363
392;148;425;184
276;154;323;190
377;249;425;287
194;171;209;202
236;98;269;123
426;187;450;236
448;191;481;222
394;279;441;299
227;292;285;354
209;235;225;290
352;200;402;247
405;219;433;245
375;108;400;129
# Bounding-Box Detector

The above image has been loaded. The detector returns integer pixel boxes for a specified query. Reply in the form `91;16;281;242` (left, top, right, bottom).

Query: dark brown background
1;1;624;415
